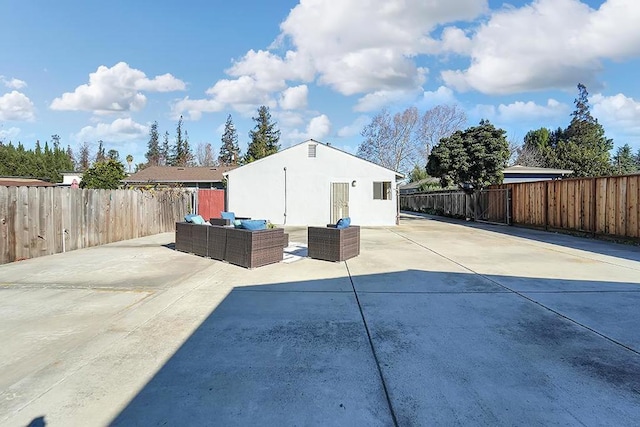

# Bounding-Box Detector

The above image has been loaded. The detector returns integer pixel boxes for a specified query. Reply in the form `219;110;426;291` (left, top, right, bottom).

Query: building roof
0;177;56;187
503;165;573;175
400;177;440;191
225;139;405;179
123;166;236;183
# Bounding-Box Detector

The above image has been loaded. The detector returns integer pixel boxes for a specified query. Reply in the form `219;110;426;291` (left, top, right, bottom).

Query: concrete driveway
1;213;639;426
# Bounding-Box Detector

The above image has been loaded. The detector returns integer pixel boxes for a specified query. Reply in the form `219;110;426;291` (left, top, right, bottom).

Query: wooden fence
0;186;191;264
493;174;640;240
400;190;468;218
400;189;511;224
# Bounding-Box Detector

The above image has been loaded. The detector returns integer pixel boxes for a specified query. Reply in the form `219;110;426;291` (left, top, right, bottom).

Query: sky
1;0;640;169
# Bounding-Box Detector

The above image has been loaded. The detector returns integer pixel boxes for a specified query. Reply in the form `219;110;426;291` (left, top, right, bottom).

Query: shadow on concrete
401;211;640;263
110;269;640;426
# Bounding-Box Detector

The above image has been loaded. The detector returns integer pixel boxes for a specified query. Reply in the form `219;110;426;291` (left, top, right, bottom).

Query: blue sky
1;0;639;168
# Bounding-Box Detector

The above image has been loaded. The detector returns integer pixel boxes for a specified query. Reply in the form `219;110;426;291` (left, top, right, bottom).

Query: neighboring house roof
224;139;405;180
0;177;55;187
503;165;573;175
123;166;236;183
400;177;440;192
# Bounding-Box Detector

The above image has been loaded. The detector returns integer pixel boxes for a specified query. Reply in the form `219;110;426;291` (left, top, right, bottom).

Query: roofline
225;139;405;178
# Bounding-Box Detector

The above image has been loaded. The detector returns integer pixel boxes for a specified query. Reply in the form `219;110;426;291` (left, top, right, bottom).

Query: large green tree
611;144;638;175
244;106;280;163
79;159;126;189
0;138;73;182
219;114;241;165
427;120;510;188
551;84;613;177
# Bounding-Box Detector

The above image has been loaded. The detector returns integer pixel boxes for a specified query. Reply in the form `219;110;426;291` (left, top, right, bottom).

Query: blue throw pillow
185;214;197;223
239;219;267;230
336;217;351;229
221;211;235;221
191;215;205;225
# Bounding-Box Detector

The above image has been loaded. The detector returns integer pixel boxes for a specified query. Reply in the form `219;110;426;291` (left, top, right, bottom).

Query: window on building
308;144;317;158
373;181;392;200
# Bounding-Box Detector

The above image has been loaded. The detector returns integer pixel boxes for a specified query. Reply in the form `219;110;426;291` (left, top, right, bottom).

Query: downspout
283;167;287;224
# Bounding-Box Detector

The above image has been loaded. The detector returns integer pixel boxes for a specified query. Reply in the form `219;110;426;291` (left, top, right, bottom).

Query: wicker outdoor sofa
307;225;360;262
175;222;284;268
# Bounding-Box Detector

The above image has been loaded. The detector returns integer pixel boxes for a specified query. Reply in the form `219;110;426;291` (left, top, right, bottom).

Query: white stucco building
224;140;404;226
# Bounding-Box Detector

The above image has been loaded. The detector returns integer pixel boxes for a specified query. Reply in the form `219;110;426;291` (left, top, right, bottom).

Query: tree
357;107;421;175
427;120;510;188
408;164;429;183
418;104;467;163
107;149;120;162
219;114;240;165
79;159;126;189
170;116;194;166
611;144;638;175
145;121;161;166
196;142;216;166
161;131;170;166
516;128;552;167
78;142;91;171
126;154;133;173
245;106;280;163
66;145;76;170
551;84;613;177
95;140;106;163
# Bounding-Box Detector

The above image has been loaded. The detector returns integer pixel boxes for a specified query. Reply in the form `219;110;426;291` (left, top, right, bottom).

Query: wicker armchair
307;225;360;262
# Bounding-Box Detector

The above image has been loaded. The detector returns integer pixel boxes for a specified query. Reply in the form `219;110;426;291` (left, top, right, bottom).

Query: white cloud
592;92;640;136
0;126;21;141
337;115;371;138
497;99;568;122
442;0;640;94
279;85;308;110
287;114;332;142
420;86;458;108
280;0;486;95
471;98;568;124
354;87;423;112
0;76;27;90
174;0;487;119
51;62;185;113
0;91;36;121
171;97;223;121
73;117;148;143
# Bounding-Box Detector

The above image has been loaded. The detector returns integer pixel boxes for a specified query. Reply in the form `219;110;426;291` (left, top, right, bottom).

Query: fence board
628;176;638;238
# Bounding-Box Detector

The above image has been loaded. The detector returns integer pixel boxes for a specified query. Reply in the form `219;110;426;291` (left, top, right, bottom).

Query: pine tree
66;145;76;170
219;114;240;165
146;121;160;166
552;84;612;177
245;106;280;163
611;144;638;175
95;140;106;163
78;142;91;171
161;131;170;166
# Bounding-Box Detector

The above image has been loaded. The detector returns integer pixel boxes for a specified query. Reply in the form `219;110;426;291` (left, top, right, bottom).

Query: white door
330;182;349;223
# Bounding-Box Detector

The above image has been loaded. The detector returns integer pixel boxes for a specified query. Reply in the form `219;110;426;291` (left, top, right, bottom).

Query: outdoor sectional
175;222;284;268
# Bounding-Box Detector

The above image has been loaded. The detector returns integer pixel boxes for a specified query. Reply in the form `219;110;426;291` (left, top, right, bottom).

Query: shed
224;140;404;226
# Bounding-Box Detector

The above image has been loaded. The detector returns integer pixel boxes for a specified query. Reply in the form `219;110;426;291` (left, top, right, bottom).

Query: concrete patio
1;213;639;426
